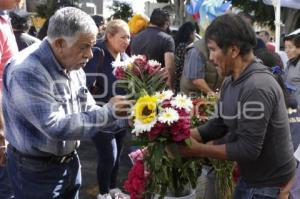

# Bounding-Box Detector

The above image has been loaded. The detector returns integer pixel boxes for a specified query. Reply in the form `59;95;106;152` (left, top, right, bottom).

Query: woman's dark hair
205;13;257;57
255;48;289;107
174;22;196;46
9;11;29;31
91;15;104;27
254;48;284;69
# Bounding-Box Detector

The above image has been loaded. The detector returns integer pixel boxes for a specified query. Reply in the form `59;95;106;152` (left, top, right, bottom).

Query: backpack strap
91;47;105;95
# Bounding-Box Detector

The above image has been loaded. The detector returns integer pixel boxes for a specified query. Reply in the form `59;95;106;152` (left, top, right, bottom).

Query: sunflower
133;95;158;135
135;95;157;123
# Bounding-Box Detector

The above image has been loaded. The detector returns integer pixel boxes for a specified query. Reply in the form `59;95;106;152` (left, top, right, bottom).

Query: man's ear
230;45;240;58
53;38;67;50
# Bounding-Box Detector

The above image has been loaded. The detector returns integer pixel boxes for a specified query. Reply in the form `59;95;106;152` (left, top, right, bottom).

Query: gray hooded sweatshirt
198;60;296;187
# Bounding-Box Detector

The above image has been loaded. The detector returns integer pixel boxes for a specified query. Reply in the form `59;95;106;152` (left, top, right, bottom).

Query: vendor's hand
128;118;134;127
109;96;134;118
166;137;201;159
178;136;201;157
190;128;202;142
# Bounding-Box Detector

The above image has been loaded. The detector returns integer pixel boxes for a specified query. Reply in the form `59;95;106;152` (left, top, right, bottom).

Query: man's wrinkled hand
0;135;6;166
109;96;134;118
0;146;6;166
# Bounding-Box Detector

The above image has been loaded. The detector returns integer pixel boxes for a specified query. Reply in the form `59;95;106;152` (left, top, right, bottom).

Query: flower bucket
153;189;196;199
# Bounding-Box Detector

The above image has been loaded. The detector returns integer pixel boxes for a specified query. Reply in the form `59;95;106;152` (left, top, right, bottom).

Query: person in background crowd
180;37;223;98
0;0;20;198
36;18;49;40
254;48;284;69
237;11;267;53
28;25;37;37
255;46;299;199
84;19;130;199
174;21;196;93
283;34;300;109
127;13;149;56
2;7;131;199
91;15;106;39
258;30;276;53
131;8;175;90
177;13;296;199
9;10;40;50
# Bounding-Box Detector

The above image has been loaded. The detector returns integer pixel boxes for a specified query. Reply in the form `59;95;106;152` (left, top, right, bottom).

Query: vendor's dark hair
205;13;257;57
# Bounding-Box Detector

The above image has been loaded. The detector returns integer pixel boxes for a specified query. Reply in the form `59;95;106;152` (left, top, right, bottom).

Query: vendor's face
107;26;130;53
207;40;232;77
56;33;97;71
285;40;298;60
0;0;20;10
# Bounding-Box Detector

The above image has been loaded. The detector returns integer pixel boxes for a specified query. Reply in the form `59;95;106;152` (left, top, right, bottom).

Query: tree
232;0;300;34
35;0;78;18
109;1;133;22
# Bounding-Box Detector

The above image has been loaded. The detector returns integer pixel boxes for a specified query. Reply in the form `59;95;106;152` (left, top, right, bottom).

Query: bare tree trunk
179;0;186;25
281;8;300;35
173;0;180;26
173;0;187;26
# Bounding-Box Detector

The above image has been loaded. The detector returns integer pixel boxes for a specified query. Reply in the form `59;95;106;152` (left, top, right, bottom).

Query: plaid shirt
2;40;122;156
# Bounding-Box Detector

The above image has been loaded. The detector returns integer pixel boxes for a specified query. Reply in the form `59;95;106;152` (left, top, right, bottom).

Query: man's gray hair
47;7;98;44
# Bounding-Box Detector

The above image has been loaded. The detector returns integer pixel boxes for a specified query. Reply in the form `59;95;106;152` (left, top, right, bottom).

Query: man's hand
177;136;202;157
0;134;6;166
109;96;134;118
190;128;202;142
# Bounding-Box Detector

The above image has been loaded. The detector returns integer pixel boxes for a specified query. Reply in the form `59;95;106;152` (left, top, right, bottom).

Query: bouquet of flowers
191;94;234;199
124;90;201;198
113;56;201;198
191;94;217;128
112;55;167;99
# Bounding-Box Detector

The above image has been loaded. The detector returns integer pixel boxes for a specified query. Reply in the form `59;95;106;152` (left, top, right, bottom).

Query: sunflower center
142;106;152;116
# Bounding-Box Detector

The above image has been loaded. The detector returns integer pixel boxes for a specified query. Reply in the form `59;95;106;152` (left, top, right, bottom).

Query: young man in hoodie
178;14;296;199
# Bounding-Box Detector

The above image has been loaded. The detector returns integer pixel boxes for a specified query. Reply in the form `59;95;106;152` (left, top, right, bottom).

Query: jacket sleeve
9;68;117;141
226;89;275;162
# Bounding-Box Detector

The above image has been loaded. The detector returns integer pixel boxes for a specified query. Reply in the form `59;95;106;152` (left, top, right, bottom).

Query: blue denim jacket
2;40;123;156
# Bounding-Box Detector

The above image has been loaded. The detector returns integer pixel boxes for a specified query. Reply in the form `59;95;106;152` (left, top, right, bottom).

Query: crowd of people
0;0;300;199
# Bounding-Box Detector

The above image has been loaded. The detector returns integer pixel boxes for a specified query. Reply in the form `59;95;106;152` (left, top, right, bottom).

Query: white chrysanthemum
148;60;161;67
155;90;174;103
112;60;129;69
112;59;134;75
158;108;179;125
132;118;157;136
171;94;193;112
131;55;145;61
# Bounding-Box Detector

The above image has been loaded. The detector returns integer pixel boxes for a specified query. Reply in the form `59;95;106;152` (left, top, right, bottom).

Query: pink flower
148;122;164;141
170;109;191;142
133;55;148;69
114;67;125;79
124;160;147;199
129;149;146;164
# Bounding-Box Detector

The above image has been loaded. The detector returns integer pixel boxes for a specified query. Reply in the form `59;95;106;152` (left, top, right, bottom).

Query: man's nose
86;48;93;60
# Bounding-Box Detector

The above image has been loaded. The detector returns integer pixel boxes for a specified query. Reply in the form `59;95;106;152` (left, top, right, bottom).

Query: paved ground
78;138;132;199
78;137;206;199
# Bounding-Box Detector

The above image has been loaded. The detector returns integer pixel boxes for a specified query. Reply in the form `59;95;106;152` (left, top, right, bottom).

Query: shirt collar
37;39;69;77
